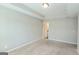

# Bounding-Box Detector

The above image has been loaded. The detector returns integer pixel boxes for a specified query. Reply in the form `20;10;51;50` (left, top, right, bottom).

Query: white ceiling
23;3;79;19
1;3;79;20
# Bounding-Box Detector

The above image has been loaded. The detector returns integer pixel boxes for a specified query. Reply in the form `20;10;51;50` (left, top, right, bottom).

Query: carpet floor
9;40;78;55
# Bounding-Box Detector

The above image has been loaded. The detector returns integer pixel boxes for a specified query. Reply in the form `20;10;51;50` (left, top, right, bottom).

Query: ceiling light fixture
42;3;49;8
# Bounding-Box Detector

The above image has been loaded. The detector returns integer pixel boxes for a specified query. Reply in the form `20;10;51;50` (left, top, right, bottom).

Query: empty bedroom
0;3;79;55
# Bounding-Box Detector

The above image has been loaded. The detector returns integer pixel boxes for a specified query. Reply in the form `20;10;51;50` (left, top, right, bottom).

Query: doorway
42;21;49;40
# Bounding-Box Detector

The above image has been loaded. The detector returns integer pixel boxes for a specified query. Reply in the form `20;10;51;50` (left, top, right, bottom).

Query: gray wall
0;6;43;51
77;16;79;54
48;18;77;44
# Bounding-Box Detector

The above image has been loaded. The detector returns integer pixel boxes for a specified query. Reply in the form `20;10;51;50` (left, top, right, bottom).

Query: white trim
6;39;40;52
49;39;77;45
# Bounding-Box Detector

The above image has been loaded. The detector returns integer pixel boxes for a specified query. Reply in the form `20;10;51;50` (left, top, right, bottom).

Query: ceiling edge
0;3;44;20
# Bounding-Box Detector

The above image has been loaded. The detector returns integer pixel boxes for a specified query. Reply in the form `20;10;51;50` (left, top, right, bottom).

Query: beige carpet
9;40;78;55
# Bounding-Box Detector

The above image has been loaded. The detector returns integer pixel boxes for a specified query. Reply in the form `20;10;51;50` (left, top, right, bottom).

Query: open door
42;21;49;40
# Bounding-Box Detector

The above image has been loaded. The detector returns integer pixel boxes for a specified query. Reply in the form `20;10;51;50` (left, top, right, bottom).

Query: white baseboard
49;39;77;45
6;39;40;52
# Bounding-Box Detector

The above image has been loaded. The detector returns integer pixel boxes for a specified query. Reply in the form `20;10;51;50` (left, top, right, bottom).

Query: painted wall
48;18;77;44
78;16;79;54
0;6;43;52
